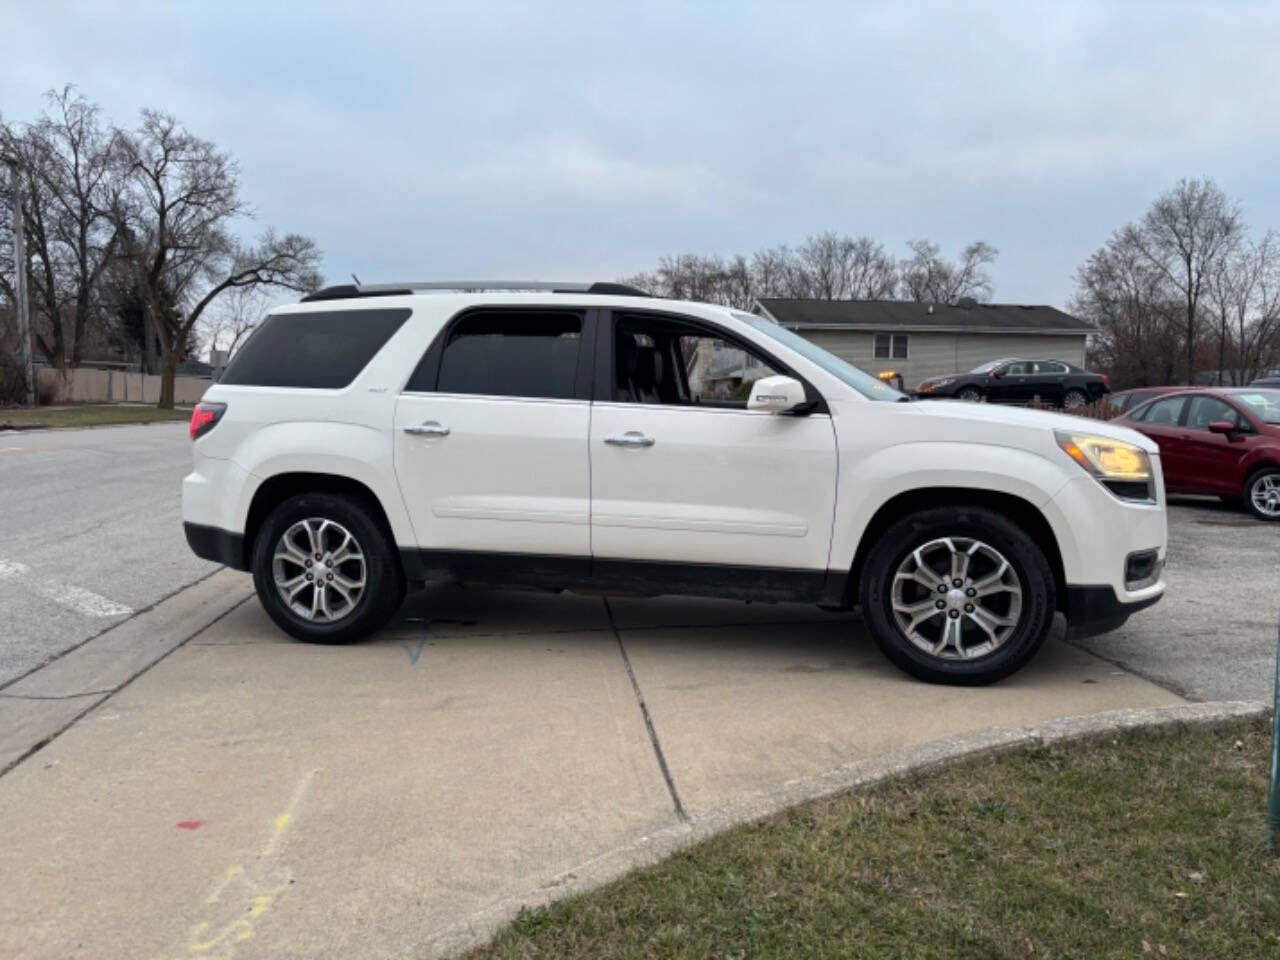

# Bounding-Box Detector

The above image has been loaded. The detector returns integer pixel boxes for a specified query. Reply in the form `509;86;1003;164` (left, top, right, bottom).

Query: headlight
1055;430;1154;501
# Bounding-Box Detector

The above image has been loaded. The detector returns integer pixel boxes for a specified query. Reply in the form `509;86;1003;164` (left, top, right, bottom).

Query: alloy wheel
890;536;1023;660
1250;474;1280;518
1063;391;1087;410
957;388;982;402
272;518;366;622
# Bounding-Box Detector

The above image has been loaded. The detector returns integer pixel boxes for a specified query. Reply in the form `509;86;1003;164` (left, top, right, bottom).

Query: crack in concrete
603;596;688;824
0;690;113;701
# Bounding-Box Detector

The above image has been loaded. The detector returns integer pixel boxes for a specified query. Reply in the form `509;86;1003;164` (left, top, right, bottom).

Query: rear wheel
1062;389;1088;410
1243;467;1280;521
859;506;1056;685
956;387;983;402
252;492;405;643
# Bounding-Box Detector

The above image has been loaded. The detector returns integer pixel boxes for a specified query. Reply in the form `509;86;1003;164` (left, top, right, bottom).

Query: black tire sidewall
860;506;1056;685
252;492;405;643
1243;467;1280;522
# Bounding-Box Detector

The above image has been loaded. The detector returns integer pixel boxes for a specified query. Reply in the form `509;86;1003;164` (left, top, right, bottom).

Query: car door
988;361;1029;403
1128;395;1191;490
1023;361;1067;405
1176;395;1253;494
393;307;595;563
589;310;838;586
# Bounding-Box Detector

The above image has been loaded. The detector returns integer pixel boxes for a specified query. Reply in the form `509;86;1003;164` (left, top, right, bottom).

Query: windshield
734;312;906;402
1232;390;1280;425
970;358;1012;374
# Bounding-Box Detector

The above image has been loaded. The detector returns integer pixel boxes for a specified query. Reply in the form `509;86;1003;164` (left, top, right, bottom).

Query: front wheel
956;387;983;402
1244;467;1280;521
858;506;1056;684
252;492;406;643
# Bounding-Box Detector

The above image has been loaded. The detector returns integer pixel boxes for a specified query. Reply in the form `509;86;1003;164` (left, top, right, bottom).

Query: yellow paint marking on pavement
170;770;319;960
261;769;315;857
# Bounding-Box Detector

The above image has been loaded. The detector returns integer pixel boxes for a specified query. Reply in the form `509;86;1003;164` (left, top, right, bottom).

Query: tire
956;387;983;402
858;506;1056;685
252;492;406;643
1243;467;1280;521
1062;389;1088;410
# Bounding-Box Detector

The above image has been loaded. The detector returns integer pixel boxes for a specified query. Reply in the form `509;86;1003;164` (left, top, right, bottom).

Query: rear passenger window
1141;396;1186;426
219;309;411;389
435;311;582;399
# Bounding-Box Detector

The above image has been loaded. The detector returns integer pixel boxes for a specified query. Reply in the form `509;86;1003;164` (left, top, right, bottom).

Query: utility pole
7;160;36;407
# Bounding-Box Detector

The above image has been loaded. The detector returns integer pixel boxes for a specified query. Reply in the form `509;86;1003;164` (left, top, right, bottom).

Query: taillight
190;402;226;440
1100;374;1111;388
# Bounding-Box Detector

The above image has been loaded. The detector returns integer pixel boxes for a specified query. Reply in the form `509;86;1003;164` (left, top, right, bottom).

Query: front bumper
1064;583;1163;639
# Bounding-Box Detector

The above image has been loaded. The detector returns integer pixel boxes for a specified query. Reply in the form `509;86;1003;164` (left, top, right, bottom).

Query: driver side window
613;315;780;407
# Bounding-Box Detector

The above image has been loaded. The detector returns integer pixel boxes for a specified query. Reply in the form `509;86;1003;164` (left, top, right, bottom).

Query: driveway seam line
0;593;252;779
0;564;225;694
603;596;689;823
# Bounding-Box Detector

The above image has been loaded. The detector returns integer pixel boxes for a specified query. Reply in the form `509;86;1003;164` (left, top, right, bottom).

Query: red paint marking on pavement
176;820;205;830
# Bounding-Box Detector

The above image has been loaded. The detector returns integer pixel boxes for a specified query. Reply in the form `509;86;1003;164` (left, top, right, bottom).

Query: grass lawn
0;404;190;429
472;719;1279;959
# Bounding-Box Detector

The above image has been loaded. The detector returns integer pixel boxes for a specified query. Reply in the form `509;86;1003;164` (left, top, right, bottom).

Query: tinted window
435;311;582;399
1142;396;1186;426
220;308;411;388
1032;361;1067;374
1002;362;1031;376
1185;396;1243;430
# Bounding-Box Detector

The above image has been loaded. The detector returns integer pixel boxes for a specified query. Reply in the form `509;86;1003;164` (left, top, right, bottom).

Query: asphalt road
1075;495;1280;703
0;422;216;686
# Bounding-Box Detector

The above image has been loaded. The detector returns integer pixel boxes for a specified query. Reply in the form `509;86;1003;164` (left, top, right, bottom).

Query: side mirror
747;375;806;414
1208;420;1242;440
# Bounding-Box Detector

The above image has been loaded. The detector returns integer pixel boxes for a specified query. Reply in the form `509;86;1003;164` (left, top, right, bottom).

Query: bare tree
0;87;121;367
797;233;897;299
1126;178;1241;383
199;284;269;359
898;240;997;303
1206;234;1280;383
110;110;322;407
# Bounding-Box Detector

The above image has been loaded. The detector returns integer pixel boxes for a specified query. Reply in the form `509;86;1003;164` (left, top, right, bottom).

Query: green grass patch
0;404;190;429
472;719;1279;959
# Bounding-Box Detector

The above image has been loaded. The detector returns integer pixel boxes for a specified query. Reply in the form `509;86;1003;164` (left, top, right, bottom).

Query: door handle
404;421;451;437
604;431;655;448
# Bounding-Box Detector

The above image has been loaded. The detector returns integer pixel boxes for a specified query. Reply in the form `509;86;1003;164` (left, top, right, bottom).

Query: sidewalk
0;576;1190;959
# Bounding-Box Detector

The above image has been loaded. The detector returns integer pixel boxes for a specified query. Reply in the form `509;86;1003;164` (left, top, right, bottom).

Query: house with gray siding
753;299;1096;391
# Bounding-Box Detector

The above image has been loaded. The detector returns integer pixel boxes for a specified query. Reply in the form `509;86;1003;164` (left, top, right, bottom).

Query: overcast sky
5;1;1280;308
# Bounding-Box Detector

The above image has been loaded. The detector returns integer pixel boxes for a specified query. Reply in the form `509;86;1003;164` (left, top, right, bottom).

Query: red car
1108;385;1191;413
1113;387;1280;520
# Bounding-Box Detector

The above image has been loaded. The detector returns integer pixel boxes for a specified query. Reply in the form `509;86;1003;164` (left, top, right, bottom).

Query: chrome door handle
604;431;655;448
404;421;450;437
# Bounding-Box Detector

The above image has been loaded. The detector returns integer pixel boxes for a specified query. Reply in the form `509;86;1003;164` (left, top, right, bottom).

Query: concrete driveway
0;578;1186;960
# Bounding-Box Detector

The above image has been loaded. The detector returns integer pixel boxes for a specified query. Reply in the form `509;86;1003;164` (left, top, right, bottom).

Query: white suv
183;281;1167;684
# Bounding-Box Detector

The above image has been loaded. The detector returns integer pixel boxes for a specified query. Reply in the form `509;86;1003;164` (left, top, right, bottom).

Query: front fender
230;421;418;547
829;441;1073;571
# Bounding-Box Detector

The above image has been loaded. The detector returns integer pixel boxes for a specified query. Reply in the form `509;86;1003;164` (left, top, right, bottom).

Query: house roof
754;299;1095;335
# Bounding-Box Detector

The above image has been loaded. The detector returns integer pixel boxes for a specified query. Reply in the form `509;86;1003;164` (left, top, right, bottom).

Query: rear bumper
1064;583;1163;639
184;522;248;571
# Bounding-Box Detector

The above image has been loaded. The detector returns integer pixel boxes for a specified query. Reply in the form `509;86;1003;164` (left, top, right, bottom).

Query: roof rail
299;280;650;303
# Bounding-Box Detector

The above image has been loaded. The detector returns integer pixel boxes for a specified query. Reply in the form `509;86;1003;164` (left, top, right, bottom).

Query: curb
420;699;1268;959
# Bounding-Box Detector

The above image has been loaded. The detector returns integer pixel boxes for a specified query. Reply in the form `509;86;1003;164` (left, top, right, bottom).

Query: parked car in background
916;358;1109;409
1249;375;1280;388
1108;385;1190;413
1114;387;1280;520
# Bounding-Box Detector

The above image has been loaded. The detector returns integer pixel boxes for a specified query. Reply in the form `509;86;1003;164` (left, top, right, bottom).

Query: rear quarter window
219;308;412;388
